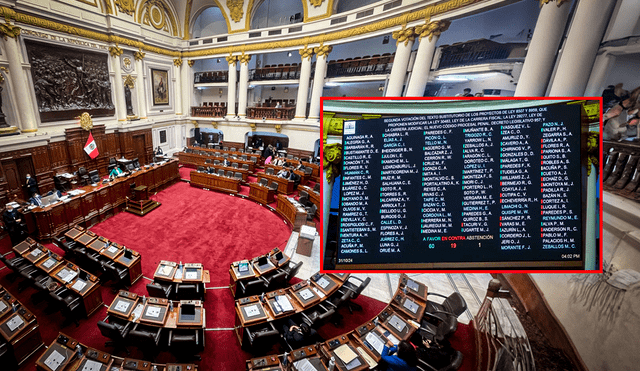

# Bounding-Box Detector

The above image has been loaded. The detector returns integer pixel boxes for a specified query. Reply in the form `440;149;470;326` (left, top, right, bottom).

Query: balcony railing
249;64;302;81
326;53;394;78
191;105;227;117
194;71;230;84
438;41;527;69
247;106;295;120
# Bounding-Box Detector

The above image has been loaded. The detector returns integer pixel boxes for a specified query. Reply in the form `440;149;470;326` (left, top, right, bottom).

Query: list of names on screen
337;103;584;269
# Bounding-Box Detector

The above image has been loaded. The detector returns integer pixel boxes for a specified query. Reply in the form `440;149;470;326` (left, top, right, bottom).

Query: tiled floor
284;232;494;325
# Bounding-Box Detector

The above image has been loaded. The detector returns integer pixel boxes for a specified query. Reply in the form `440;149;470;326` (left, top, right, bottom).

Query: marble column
606;0;640;41
584;52;616;97
405;20;450;97
226;55;237;118
386;26;415;97
515;0;572;96
183;60;193;117
133;51;148;119
109;46;127;121
307;44;332;121
549;0;617;96
238;53;251;118
294;46;314;121
173;59;183;115
1;24;38;132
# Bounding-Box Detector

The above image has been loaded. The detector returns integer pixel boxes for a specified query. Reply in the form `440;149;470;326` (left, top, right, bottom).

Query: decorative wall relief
151;68;169;106
25;40;115;122
227;0;245;23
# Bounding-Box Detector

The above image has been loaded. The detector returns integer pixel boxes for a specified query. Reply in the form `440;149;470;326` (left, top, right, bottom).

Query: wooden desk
248;182;275;205
264;164;309;185
107;292;206;330
180;150;257;172
398;273;428;302
115;249;143;285
287;344;329;371
27;160;178;239
390;291;426;322
256;173;294;194
276;196;307;231
247;354;284;370
228;248;290;298
36;333;199;371
0;286;44;366
13;242;104;317
190;171;241;194
321;335;368;371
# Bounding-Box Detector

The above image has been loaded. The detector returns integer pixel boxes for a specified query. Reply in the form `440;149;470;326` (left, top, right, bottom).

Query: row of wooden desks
234;273;349;347
0;285;44;367
229;248;290;297
264;164;310;186
107;291;206;329
13;239;104;317
65;225;143;286
276;196;307;231
247;274;429;371
178;152;253;178
22;160;179;240
256;173;294;195
36;333;198;371
192;145;262;164
181;149;257;172
298;185;320;217
190;171;241;194
271;158;320;178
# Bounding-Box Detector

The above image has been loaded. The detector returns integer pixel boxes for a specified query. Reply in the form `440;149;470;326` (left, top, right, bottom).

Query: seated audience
29;192;43;206
277;167;291;179
223;158;231;167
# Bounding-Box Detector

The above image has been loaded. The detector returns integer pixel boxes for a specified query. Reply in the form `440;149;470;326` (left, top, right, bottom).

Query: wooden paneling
49;141;70;174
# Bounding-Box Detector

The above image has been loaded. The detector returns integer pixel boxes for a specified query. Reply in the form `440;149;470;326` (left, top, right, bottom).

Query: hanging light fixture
284;87;289;93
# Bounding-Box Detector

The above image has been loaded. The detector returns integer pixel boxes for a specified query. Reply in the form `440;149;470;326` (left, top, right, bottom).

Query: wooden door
2;160;22;200
133;134;146;165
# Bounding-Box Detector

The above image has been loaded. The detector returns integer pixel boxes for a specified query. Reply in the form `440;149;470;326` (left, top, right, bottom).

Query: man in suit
3;204;25;245
223;158;231;167
26;174;38;195
29;192;43;207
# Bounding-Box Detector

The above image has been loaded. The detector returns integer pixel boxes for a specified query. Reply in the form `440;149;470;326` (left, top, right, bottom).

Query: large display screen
335;102;587;270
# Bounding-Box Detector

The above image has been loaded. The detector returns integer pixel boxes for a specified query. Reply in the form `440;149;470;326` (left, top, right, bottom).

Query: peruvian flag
84;132;99;159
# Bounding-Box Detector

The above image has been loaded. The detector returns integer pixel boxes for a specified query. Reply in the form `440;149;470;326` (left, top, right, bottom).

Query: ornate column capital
299;45;315;61
187;60;195;67
392;25;416;46
134;50;146;61
539;0;571;7
415;20;451;42
274;124;282;133
226;54;238;66
314;43;333;58
323;143;342;183
173;58;183;67
249;122;257;131
0;20;20;40
238;52;251;65
309;0;324;6
109;45;124;58
122;75;136;88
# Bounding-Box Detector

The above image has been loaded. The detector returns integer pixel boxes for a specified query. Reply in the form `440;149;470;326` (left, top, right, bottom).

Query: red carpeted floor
1;174;475;371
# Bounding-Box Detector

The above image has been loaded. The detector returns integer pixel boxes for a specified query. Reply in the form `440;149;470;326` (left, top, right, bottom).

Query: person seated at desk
277;167;291;179
380;340;419;371
290;172;300;189
274;158;285;167
155;146;163;156
3;204;25;245
409;333;456;371
46;189;62;198
29;192;43;207
223;158;231;167
295;163;306;171
110;166;124;178
282;319;320;349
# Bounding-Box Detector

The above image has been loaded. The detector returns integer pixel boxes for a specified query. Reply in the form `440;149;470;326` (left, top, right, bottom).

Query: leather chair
168;329;203;361
49;287;82;326
313;183;320;192
109;157;117;166
298;190;309;200
306;204;317;221
419;314;458;344
88;170;100;184
265;168;274;175
242;164;249;170
278;261;303;283
78;167;90;185
241;155;248;161
424;292;467;323
234;172;243;180
237;277;267;298
336;276;371;313
129;324;163;360
243;322;279;353
226;170;234;177
132;158;140;168
53;235;74;256
262;270;287;291
0;254;33;283
97;319;132;355
259;178;268;187
175;283;202;301
232;163;239;169
103;261;129;290
204;159;212;164
268;181;278;192
301;303;335;328
197;166;205;172
147;282;172;299
0;340;17;370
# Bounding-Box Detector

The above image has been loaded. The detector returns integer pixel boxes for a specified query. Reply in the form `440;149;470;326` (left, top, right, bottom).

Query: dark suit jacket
29;196;43;206
2;210;19;232
27;177;38;195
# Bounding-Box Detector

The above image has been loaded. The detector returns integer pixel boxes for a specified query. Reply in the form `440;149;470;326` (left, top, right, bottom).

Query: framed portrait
151;69;169;106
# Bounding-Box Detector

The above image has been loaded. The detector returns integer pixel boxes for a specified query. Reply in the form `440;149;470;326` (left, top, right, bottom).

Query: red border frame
319;96;604;274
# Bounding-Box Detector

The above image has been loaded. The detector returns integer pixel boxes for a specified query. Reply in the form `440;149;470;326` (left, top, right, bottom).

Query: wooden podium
125;185;161;216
